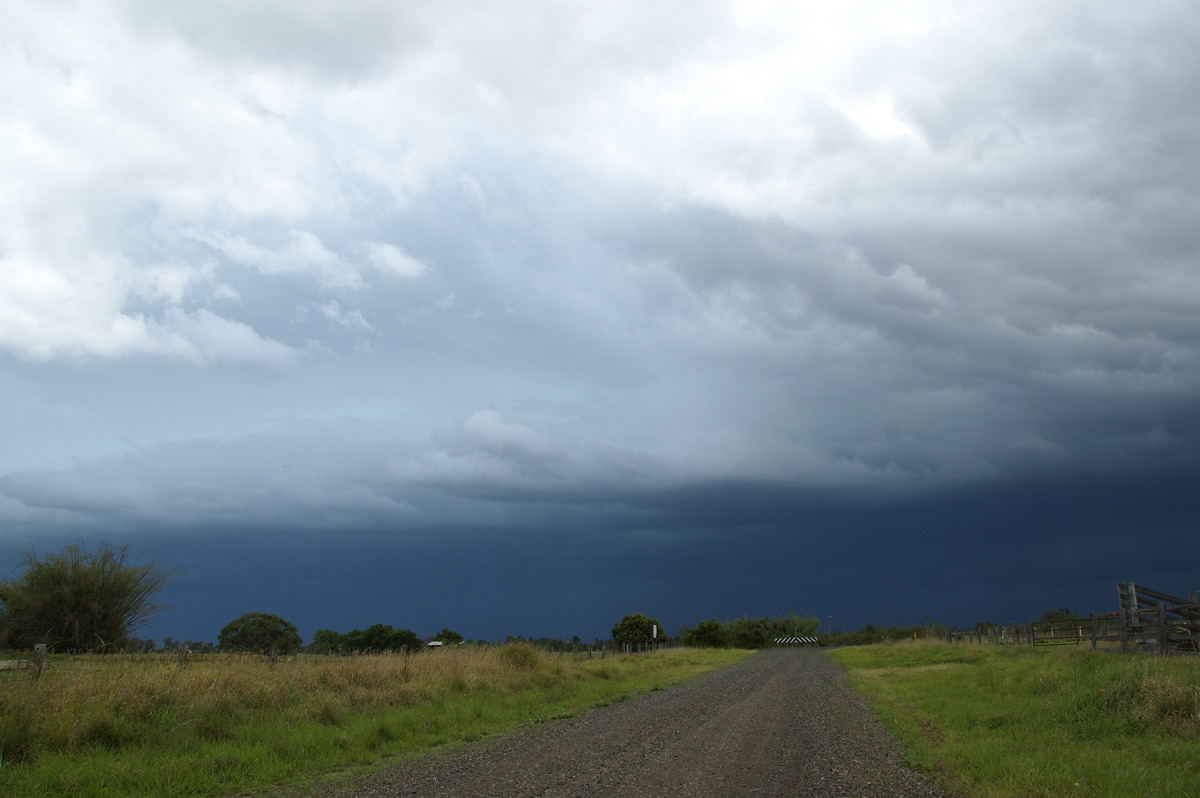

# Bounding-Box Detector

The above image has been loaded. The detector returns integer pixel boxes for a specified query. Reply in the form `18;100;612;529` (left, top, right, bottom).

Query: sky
2;0;1198;645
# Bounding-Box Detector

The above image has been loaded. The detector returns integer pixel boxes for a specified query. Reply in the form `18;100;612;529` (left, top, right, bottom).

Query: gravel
257;649;956;798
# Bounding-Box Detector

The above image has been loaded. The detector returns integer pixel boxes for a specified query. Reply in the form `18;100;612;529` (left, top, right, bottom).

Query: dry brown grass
1;643;575;760
0;643;749;797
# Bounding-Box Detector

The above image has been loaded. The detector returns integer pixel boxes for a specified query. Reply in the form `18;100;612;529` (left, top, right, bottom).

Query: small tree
308;628;343;654
682;619;727;648
611;612;663;649
1040;608;1077;621
725;616;771;648
218;612;302;653
0;542;177;651
768;612;821;641
434;627;464;645
341;623;422;652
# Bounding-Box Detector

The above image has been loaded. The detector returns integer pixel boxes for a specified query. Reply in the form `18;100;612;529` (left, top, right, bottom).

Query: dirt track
269;649;953;797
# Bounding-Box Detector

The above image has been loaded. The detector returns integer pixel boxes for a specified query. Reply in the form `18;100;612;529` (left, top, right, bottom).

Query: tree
768;612;821;641
0;542;176;651
725;616;771;648
434;627;464;645
679;613;820;649
1040;608;1077;621
308;628;343;654
682;619;727;647
611;612;663;648
218;612;302;653
341;623;422;652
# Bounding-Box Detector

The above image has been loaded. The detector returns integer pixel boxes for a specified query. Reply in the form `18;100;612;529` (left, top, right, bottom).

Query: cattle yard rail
1029;583;1200;655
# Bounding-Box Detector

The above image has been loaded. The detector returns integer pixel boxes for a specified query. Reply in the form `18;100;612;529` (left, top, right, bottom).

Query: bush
681;619;727;647
611;613;663;648
498;641;541;670
0;542;176;651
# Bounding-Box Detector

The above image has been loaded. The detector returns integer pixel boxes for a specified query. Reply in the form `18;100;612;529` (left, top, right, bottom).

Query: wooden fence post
1157;604;1168;657
28;644;47;684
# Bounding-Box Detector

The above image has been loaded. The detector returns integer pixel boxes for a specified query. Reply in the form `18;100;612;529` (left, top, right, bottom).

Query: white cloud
837;94;924;143
147;308;298;367
455;410;560;460
198;230;359;290
0;248;294;364
312;300;372;332
0;2;321;224
0;0;331;365
364;242;427;279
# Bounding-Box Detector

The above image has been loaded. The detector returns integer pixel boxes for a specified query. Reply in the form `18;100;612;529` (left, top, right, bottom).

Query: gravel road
266;649;954;798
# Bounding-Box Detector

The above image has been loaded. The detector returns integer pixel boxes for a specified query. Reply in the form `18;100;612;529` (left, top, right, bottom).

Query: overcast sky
2;0;1198;644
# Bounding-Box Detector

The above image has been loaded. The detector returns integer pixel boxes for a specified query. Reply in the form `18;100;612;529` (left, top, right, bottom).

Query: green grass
830;640;1200;797
0;645;751;796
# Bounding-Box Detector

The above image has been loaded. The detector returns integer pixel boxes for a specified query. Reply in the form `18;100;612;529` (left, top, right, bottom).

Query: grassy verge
830;641;1200;797
0;645;750;797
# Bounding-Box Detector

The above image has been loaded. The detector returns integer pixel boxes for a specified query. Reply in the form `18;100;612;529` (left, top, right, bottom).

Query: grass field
831;640;1200;797
0;644;750;797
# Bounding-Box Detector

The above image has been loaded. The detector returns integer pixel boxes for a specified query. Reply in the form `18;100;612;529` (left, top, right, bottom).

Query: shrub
498;641;541;670
0;542;176;651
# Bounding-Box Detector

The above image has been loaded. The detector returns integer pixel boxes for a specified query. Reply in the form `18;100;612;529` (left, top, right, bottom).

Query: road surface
263;648;953;798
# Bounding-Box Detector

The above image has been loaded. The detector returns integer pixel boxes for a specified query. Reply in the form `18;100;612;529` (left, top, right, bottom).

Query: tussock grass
831;640;1200;797
0;645;748;796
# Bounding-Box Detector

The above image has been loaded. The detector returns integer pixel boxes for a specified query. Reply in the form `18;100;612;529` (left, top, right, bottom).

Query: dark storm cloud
7;465;1192;645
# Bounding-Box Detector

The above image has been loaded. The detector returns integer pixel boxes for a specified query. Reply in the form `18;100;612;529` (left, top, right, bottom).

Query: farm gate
1029;582;1200;654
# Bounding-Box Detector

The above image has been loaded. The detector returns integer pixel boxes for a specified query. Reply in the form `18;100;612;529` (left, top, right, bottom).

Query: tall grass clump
497;641;542;670
832;640;1200;797
0;646;749;797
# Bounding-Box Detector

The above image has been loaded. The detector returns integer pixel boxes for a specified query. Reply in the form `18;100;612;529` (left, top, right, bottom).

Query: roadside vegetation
0;542;176;651
0;644;749;797
678;612;821;647
831;640;1200;797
